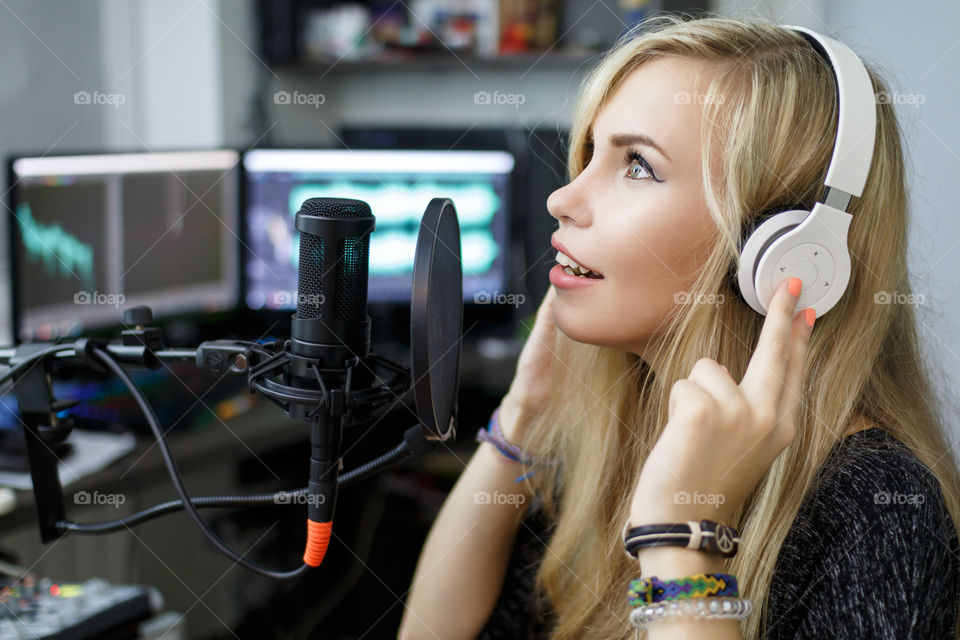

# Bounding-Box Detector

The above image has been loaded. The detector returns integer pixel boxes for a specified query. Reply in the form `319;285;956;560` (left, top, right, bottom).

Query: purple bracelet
475;407;536;465
489;407;528;460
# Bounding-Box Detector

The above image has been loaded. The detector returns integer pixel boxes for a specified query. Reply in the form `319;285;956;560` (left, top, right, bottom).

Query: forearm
399;413;534;640
633;548;743;639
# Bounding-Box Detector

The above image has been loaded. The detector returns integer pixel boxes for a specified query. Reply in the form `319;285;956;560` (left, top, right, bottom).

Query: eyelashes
581;141;663;183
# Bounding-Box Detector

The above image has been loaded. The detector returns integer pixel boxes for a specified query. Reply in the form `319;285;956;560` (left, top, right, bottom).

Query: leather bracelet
622;519;740;559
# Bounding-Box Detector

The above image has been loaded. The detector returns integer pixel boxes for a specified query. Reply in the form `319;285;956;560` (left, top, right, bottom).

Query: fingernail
804;308;816;327
788;277;802;298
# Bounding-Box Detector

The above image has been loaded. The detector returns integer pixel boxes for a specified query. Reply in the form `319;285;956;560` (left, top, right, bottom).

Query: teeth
564;266;597;279
557;249;603;278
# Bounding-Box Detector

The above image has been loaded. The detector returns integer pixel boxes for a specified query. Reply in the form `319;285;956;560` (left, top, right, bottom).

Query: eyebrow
608;133;671;163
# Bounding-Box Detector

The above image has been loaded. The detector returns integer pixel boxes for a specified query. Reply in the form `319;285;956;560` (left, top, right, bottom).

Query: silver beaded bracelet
628;596;754;630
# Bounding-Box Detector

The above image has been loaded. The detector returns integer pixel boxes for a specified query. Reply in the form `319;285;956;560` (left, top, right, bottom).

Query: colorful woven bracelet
627;572;739;606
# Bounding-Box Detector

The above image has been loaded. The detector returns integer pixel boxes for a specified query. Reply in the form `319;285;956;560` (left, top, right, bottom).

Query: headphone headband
783;25;877;206
735;26;879;318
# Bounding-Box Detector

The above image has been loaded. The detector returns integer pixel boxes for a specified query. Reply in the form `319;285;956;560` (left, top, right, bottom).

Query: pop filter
410;198;462;442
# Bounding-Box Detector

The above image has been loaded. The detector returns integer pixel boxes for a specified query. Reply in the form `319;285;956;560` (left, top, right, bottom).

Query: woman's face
547;56;717;358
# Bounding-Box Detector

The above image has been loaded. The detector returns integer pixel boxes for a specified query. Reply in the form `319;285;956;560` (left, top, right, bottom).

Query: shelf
276;49;601;75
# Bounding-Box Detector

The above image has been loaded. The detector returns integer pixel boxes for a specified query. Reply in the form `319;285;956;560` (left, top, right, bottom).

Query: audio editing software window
241;148;514;310
9;150;240;341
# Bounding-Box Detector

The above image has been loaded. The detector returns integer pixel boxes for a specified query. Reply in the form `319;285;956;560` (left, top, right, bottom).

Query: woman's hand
628;277;815;528
499;285;559;440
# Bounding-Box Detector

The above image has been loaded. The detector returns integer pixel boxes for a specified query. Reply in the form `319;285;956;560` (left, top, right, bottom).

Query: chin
554;309;610;348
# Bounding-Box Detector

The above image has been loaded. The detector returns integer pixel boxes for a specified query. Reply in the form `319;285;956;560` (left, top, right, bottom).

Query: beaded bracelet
627;573;739;606
628;596;754;629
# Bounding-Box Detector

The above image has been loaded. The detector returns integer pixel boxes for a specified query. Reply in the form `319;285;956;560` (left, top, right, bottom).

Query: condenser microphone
289;197;375;566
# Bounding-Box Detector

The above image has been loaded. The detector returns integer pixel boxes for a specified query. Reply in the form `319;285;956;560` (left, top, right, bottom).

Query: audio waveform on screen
16;203;95;288
288;181;500;226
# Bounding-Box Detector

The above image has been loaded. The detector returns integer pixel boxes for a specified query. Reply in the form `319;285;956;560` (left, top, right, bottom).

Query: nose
547;172;592;228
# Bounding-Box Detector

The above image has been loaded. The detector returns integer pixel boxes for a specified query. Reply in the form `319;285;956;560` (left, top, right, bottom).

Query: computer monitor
8;150;240;342
241;148;514;310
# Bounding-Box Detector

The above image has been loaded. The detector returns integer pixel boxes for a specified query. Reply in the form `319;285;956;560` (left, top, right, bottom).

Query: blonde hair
516;14;960;639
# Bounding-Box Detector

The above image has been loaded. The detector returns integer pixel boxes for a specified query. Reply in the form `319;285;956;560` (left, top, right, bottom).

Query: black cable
85;346;308;580
57;441;413;534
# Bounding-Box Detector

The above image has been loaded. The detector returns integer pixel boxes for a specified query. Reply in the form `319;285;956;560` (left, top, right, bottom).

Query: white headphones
736;25;877;318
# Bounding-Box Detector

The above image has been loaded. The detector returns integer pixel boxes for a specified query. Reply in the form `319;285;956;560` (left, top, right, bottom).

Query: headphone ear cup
736;209;811;314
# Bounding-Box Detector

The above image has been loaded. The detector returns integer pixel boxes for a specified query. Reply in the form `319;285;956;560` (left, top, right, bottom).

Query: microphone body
290;197;375;563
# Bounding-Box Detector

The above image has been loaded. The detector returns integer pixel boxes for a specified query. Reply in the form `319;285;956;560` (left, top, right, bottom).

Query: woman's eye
625;150;662;182
627;158;650;179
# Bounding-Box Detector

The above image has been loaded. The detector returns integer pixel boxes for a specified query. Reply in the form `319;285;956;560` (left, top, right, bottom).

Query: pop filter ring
410;198;462;442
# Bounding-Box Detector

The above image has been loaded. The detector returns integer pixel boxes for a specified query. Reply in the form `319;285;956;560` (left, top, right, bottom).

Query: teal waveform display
286;181;502;276
16;203;95;289
288;181;499;227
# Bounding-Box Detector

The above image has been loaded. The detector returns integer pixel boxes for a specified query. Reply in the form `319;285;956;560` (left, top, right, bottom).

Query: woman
399;15;960;639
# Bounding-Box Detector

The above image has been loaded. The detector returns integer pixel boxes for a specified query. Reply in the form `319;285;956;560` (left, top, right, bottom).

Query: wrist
497;394;534;444
636;546;727;579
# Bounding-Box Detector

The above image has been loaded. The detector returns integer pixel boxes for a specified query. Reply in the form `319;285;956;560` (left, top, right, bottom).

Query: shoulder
803;428;946;521
765;429;960;638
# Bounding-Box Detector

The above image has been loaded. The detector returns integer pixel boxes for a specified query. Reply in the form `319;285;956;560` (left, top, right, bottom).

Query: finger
687;358;741;415
740;277;803;421
534;287;558;335
779;304;815;428
668;377;716;422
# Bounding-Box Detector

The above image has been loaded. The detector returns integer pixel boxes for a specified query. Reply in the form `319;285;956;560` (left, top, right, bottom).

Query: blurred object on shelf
498;0;557;54
302;3;375;61
406;0;500;56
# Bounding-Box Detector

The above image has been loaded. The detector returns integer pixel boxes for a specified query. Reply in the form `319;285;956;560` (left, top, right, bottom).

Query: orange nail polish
804;308;816;327
788;277;802;297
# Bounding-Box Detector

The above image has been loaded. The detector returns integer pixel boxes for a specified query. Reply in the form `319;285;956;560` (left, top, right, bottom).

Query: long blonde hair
517;14;960;639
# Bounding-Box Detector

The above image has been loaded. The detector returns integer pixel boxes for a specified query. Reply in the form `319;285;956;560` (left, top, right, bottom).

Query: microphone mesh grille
337;236;369;321
296;235;323;320
299;197;371;219
295;197;372;322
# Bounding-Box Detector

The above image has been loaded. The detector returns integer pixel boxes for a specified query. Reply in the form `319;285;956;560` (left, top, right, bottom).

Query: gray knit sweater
476;427;960;639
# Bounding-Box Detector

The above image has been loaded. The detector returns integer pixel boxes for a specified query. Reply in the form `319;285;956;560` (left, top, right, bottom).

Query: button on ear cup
753;202;853;318
737;209;811;314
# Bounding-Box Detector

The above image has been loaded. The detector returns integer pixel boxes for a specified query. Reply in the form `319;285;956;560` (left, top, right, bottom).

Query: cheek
608;209;705;283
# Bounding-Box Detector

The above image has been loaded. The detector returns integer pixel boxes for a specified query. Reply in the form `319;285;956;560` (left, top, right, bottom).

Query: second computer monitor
242;148;514;310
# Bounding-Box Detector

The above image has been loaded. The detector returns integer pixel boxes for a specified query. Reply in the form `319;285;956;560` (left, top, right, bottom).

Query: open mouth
555;250;604;279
